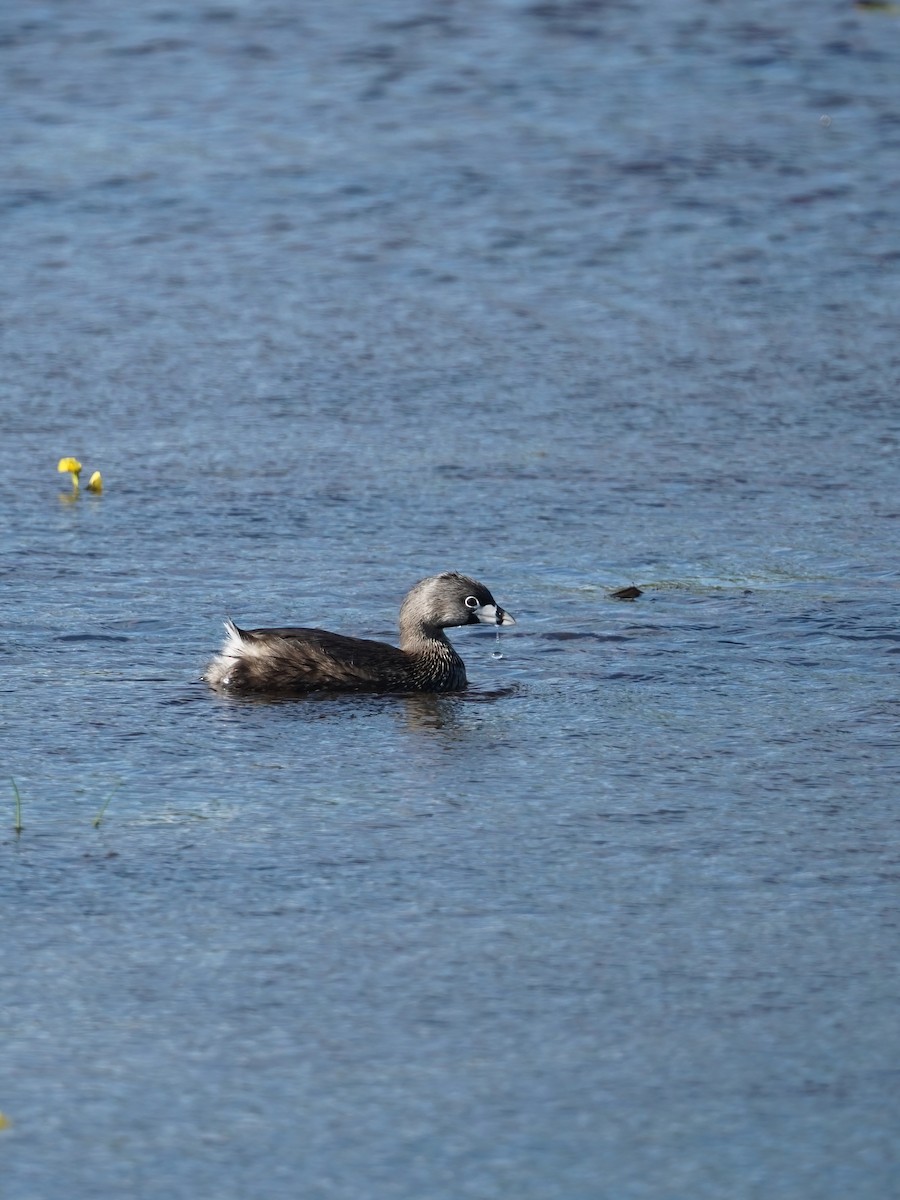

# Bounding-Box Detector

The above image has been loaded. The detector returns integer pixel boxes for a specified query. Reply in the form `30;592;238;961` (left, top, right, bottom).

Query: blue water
2;2;900;1197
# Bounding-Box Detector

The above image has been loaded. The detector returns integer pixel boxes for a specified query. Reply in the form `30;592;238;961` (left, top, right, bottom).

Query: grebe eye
464;595;479;610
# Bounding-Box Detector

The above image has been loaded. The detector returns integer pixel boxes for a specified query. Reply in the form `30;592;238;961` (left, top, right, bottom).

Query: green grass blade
11;779;23;835
92;785;120;829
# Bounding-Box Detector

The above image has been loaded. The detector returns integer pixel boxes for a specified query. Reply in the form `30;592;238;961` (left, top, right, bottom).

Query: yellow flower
57;456;83;491
0;1112;10;1130
87;470;103;493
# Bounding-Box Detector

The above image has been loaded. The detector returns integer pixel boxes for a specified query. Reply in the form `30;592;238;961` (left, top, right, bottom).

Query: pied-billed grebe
203;571;515;695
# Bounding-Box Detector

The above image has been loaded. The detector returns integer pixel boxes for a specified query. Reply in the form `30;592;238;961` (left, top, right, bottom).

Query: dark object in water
609;584;643;600
204;571;515;695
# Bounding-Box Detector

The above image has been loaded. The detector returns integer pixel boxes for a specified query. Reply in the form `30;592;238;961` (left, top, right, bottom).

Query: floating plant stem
92;785;120;829
11;778;23;834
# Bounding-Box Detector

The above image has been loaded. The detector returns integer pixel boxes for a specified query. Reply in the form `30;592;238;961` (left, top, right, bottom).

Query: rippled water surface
2;2;900;1197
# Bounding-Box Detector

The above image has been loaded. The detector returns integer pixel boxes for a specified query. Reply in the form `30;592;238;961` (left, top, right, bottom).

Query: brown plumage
203;572;515;695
